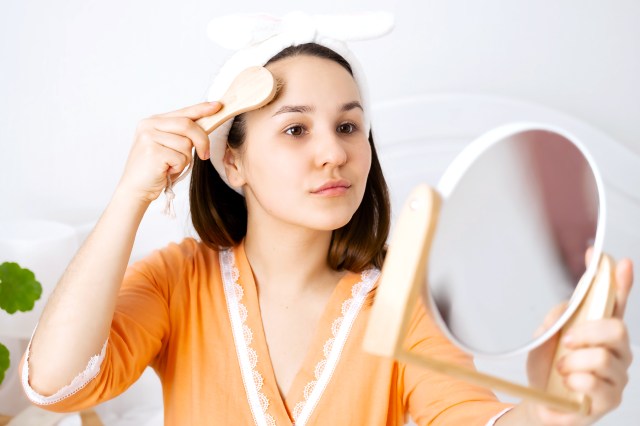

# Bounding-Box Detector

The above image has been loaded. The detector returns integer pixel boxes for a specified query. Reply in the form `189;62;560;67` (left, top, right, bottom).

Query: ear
222;147;246;188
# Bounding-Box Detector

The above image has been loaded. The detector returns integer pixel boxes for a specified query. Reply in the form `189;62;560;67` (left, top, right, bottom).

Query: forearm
27;188;150;395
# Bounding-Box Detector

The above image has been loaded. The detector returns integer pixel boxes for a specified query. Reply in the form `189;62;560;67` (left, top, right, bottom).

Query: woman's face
225;54;371;232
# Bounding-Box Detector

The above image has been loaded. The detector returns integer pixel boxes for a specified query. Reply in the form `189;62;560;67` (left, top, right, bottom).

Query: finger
156;101;222;120
562;319;632;366
558;347;629;386
152;117;211;161
563;373;623;414
158;144;191;177
533;302;568;337
613;258;633;319
137;139;191;180
150;130;194;161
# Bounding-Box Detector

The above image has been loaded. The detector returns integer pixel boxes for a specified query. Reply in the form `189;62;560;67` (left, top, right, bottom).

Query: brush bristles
272;77;285;100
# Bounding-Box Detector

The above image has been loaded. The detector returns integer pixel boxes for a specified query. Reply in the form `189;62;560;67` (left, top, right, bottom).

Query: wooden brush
196;66;279;134
162;66;278;218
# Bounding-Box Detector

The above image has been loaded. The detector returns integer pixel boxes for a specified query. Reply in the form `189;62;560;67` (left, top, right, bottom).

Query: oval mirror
427;123;605;356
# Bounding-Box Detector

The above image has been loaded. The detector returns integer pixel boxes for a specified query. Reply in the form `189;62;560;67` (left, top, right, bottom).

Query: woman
21;13;633;426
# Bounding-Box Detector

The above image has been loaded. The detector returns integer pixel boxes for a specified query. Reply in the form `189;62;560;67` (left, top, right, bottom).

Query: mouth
311;179;352;196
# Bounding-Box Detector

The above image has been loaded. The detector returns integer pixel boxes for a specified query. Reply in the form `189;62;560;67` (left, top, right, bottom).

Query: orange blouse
21;238;511;425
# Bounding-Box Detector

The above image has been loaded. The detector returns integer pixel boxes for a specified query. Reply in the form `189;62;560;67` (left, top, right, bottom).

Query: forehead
265;55;362;103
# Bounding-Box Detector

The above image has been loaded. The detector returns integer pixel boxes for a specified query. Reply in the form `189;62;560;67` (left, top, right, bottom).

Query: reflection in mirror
428;130;600;356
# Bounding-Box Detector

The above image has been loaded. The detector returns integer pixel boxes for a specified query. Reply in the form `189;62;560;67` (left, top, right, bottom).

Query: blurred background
1;0;638;424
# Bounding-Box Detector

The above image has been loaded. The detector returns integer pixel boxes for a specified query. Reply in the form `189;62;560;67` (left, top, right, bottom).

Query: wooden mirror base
363;184;616;414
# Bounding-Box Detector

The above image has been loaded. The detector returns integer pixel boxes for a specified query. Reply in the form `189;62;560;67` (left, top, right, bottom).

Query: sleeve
400;298;513;426
20;239;195;412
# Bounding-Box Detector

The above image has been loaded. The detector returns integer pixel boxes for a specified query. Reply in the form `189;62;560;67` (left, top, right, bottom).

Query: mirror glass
427;127;603;356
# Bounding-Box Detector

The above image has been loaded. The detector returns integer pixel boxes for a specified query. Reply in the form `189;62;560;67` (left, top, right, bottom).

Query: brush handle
195;105;240;134
195;66;277;134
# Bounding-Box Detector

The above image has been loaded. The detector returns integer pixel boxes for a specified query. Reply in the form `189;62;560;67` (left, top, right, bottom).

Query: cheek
243;145;301;192
353;142;373;181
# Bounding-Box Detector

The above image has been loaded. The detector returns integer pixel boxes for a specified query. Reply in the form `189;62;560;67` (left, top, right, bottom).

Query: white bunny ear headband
161;11;394;217
205;11;394;189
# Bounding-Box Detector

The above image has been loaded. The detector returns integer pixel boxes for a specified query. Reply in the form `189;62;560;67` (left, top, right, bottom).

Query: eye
284;125;306;137
337;122;357;134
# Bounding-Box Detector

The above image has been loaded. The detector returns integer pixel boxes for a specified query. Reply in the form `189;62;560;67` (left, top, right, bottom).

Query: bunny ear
207;14;282;50
314;11;394;41
208;11;394;50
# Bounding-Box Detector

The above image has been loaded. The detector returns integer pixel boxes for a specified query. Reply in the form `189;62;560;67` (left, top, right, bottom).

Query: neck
244;216;341;297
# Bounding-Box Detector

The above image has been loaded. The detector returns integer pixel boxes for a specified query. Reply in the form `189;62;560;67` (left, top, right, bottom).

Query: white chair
0;220;80;423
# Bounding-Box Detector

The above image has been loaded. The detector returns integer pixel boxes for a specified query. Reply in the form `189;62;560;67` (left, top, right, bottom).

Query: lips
311;179;352;194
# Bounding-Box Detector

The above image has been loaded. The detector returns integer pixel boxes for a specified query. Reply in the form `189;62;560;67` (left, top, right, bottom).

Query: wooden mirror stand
363;184;616;414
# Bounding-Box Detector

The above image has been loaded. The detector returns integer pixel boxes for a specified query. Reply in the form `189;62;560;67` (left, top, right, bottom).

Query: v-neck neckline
220;242;379;426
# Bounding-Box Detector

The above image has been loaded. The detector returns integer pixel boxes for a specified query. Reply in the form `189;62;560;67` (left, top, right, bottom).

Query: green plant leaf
0;262;42;314
0;342;9;385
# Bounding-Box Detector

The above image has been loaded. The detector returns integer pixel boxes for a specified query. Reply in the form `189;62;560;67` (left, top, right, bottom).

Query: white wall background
1;0;639;221
1;0;639;424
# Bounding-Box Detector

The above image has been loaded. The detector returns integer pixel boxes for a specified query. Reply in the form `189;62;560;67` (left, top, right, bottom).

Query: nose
315;131;347;168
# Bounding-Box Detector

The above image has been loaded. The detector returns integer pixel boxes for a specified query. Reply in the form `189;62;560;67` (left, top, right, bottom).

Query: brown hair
190;43;390;272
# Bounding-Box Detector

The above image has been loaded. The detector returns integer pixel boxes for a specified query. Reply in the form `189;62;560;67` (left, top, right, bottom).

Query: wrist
112;183;155;207
494;402;544;426
110;185;153;216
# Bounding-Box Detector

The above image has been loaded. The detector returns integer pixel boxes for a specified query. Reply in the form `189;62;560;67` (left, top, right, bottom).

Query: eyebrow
341;101;364;112
271;101;363;117
272;105;314;116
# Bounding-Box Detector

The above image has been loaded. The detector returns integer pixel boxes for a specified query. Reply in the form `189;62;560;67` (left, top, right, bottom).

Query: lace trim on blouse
22;335;108;405
220;248;379;426
220;249;276;426
486;407;512;425
292;269;379;425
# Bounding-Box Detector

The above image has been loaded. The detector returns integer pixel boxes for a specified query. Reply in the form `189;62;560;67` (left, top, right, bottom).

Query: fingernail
562;334;573;346
204;149;210;160
209;101;220;107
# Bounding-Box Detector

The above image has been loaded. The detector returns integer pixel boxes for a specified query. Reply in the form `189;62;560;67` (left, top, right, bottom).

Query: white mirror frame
432;122;607;357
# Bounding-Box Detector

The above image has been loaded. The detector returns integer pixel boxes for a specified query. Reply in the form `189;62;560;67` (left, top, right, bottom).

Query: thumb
527;331;560;389
533;302;568;338
613;258;634;319
527;302;568;389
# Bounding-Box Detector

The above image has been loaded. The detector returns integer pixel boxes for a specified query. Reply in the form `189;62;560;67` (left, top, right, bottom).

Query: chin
309;213;354;232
